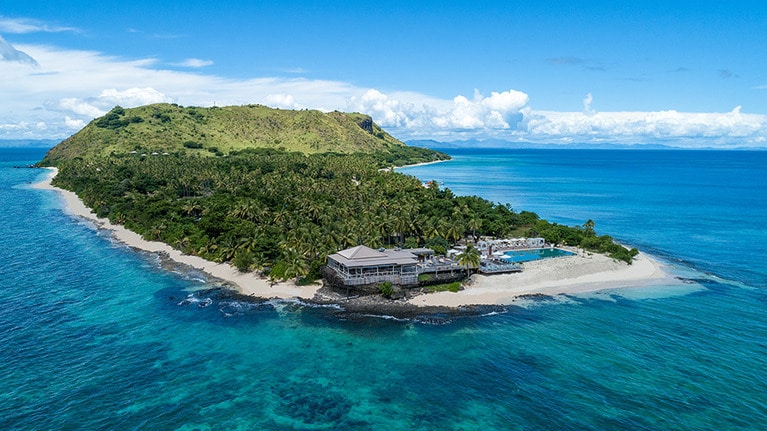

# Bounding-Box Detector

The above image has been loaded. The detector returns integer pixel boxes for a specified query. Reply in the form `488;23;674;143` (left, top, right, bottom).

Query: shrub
426;282;461;293
269;261;288;281
425;237;448;256
404;237;419;248
378;281;394;298
232;250;255;272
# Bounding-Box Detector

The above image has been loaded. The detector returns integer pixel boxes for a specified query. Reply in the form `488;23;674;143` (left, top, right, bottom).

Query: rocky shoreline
154;248;499;320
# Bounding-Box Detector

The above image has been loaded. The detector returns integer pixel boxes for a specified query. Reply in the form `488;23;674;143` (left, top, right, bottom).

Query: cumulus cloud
173;58;214;68
347;89;416;128
99;87;172;106
53;88;173;120
520;106;766;146
262;94;303;109
57;98;106;118
64;116;85;129
348;89;767;147
347;88;529;131
1;40;766;147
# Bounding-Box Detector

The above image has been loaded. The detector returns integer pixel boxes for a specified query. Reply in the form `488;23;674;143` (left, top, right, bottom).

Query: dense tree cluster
49;148;636;283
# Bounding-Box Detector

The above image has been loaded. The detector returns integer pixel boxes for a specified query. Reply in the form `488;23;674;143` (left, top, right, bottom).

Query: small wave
218;299;273;316
176;293;213;307
358;313;410;322
266;298;343;311
172;271;208;284
477;310;506;317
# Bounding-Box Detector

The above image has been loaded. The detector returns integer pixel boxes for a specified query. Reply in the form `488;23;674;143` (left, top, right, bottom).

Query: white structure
326;245;422;286
476;237;546;251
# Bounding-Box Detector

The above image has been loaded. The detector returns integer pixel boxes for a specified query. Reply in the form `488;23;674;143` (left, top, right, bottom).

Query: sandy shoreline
33;168;320;300
396;159;450;169
407;250;675;307
34;167;676;307
390;159;450;173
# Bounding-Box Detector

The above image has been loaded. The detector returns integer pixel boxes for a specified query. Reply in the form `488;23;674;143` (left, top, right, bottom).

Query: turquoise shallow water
2;148;767;430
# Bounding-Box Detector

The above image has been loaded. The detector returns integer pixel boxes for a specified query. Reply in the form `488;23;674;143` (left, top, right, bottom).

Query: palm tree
583;219;596;236
282;248;308;280
444;219;463;245
457;245;481;274
467;214;482;242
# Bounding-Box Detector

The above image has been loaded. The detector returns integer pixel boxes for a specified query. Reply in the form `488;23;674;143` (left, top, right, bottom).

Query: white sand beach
380;159;449;173
34;168;320;300
408;250;675;307
35;167;675;307
395;159;450;169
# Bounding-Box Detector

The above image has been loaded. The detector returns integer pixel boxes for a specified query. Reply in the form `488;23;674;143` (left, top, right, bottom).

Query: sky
1;0;766;147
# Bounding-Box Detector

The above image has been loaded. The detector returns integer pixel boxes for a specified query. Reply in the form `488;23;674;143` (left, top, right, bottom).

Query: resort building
324;244;522;290
477;237;546;252
325;245;422;287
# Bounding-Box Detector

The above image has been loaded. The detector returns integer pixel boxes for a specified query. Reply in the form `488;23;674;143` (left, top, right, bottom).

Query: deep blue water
402;149;767;288
2;147;767;430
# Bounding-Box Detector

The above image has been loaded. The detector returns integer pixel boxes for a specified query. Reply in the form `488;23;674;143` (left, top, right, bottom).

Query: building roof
403;247;434;255
329;245;419;268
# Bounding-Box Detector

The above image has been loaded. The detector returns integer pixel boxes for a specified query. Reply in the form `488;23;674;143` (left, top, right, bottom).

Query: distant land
406;138;767;151
0;139;58;148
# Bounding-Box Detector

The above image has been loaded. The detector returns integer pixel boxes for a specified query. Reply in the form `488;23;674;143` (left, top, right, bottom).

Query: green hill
41;103;410;163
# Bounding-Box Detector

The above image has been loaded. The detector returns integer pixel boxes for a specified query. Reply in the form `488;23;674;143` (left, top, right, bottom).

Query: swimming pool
502;248;575;263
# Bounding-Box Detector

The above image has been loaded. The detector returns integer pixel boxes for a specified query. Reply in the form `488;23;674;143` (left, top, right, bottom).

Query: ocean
1;147;766;430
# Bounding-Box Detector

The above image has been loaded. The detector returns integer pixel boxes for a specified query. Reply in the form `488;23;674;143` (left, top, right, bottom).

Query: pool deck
477;245;578;273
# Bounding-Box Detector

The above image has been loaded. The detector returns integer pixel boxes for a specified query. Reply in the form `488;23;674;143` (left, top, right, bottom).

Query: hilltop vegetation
41;103;412;163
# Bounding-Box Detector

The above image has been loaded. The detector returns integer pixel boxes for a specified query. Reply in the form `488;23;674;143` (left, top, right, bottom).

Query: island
35;103;672;314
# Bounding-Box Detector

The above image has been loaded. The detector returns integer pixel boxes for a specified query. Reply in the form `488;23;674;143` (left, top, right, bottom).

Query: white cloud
347;89;416;128
347;88;529;131
98;87;172;106
520;106;766;147
1;41;766;147
0;16;78;34
56;98;105;118
53;88;173;121
64;116;85;129
0;35;38;66
262;94;303;109
583;93;594;114
173;58;214;68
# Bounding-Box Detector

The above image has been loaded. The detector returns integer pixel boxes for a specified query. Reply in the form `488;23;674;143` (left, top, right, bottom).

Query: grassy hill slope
42;103;409;163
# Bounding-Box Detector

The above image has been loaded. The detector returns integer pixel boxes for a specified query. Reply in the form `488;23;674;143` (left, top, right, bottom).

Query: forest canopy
46;147;637;283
